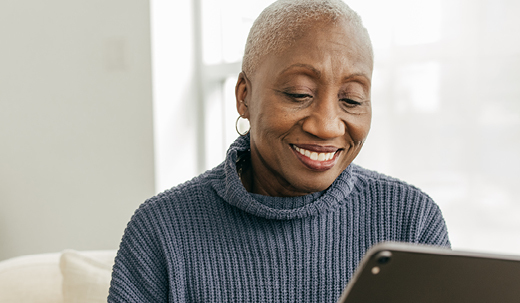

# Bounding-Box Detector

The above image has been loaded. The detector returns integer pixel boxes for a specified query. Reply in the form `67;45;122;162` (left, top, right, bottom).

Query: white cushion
59;250;116;303
0;252;64;303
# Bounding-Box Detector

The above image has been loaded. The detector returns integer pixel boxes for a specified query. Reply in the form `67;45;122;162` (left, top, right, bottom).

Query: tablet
337;242;520;303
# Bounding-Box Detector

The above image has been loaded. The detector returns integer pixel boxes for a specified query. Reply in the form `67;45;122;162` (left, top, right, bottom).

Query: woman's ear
235;72;250;119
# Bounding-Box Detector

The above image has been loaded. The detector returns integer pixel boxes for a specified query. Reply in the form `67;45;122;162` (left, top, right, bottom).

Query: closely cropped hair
242;0;373;76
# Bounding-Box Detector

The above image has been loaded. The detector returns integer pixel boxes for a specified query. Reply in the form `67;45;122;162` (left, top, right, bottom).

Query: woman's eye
285;93;312;100
341;98;362;107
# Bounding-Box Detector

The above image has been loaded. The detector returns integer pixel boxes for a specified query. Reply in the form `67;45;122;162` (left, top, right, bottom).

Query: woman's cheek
345;115;371;142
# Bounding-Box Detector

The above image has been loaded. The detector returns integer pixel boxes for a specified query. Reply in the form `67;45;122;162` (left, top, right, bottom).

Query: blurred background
1;0;519;261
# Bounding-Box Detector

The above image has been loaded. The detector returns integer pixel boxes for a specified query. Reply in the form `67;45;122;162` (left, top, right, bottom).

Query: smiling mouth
293;146;337;161
291;144;341;171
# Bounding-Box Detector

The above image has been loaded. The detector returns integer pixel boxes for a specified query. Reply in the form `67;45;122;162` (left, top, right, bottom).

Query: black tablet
337;242;520;303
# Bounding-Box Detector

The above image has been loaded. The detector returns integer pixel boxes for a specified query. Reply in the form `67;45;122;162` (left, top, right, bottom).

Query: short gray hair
242;0;373;76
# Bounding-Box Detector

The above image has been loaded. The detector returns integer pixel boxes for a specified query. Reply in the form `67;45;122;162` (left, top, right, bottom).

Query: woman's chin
286;172;340;195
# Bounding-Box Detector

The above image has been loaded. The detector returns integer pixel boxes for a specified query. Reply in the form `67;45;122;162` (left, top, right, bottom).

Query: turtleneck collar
211;134;355;220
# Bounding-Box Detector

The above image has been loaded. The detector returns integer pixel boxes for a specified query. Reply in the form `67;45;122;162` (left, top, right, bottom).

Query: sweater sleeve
416;196;451;248
107;203;169;302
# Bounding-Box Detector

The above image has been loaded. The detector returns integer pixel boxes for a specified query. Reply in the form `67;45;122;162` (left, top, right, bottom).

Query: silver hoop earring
235;115;250;136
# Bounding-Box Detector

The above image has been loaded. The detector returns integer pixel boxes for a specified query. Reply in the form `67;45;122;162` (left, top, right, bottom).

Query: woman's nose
301;97;345;139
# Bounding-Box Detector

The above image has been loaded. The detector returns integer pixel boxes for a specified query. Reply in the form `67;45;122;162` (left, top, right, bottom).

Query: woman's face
236;20;373;197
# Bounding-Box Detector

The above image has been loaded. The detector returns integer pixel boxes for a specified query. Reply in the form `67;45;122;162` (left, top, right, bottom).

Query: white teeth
310;152;318;160
293;146;336;162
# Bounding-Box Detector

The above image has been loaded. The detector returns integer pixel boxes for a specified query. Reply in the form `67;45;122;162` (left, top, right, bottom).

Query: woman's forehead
255;21;373;83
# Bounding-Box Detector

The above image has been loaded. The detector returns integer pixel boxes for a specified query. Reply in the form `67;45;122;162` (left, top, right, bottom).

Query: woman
108;0;450;302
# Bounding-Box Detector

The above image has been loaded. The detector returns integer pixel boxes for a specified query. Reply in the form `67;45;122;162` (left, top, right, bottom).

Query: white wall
0;0;155;260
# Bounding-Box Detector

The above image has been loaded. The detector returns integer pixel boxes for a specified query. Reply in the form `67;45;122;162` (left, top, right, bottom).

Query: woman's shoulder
350;163;435;203
352;163;421;188
131;163;227;220
349;164;449;246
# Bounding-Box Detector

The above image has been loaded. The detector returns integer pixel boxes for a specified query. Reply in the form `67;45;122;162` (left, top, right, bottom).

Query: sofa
0;249;117;303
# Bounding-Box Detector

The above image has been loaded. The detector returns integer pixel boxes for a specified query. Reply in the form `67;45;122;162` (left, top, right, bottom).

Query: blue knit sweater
108;134;450;302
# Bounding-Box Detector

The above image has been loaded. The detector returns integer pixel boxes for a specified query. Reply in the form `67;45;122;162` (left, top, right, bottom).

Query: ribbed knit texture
108;134;450;302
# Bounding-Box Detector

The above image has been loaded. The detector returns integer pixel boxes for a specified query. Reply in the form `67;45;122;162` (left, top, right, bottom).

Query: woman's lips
291;144;341;171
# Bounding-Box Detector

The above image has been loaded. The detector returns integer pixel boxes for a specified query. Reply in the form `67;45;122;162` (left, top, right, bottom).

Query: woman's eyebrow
279;65;370;83
343;72;371;85
341;73;372;96
279;64;322;78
